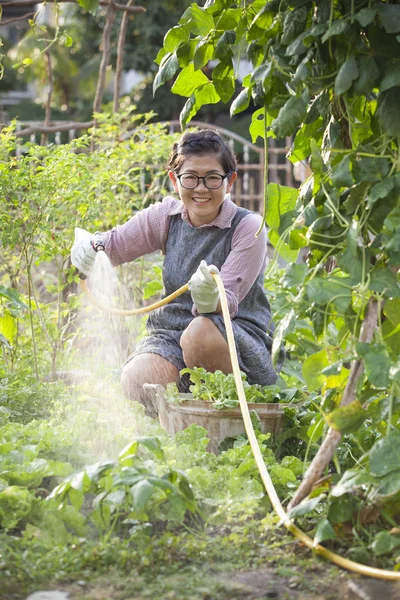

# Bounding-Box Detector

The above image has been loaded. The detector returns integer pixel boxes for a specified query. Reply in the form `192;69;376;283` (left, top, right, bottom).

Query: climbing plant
155;0;400;525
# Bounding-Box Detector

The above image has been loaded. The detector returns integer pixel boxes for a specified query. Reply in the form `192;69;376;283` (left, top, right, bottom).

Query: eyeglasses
175;172;232;190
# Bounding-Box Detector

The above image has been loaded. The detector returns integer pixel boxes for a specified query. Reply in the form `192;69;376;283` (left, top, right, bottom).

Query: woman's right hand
71;227;97;277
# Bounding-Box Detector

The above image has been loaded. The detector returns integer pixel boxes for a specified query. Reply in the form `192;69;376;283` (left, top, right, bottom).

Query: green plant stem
25;250;39;380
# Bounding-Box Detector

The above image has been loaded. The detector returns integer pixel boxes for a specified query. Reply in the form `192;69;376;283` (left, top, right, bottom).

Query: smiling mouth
193;197;211;204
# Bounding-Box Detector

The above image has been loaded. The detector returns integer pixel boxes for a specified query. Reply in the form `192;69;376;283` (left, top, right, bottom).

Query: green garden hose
80;275;400;581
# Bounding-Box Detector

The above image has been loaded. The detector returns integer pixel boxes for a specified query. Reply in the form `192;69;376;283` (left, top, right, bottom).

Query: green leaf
331;155;353;188
281;263;307;289
353;56;379;96
321;19;348;43
384;298;400;326
314;518;337;545
215;30;236;62
369;429;400;477
331;469;376;497
353;155;390;183
378;4;400;34
180;82;220;128
271;95;308;138
281;6;309;45
303;349;329;392
334;56;359;95
266;182;298;231
248;108;275;142
272;308;295;366
193;40;214;70
325;401;367;434
212;62;235;103
371;531;400;557
380;62;400;93
171;63;209;96
369;265;400;298
153;53;180;94
76;0;99;15
327;495;356;524
337;225;363;284
230;88;250;117
179;4;215;36
0;285;29;309
377;88;400;138
163;26;190;53
306;277;352;312
288;495;324;519
130;479;154;513
357;343;391;388
354;8;376;28
367;177;395;206
0;312;17;344
64;35;73;48
268;230;300;262
143;280;163;300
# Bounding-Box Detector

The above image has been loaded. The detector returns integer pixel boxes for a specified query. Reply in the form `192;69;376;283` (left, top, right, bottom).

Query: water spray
80;269;400;581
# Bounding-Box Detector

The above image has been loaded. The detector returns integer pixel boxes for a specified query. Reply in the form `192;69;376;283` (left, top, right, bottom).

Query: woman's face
168;153;237;227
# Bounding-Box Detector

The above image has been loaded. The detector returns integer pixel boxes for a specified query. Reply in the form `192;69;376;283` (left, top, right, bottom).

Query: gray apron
126;207;282;386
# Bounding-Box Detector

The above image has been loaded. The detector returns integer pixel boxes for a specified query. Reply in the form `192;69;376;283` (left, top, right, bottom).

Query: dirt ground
21;565;400;600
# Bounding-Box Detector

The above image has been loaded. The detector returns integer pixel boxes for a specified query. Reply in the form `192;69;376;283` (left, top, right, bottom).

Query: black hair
167;129;238;174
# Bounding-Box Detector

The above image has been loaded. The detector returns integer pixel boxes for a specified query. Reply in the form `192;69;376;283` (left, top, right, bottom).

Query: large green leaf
367;177;395;207
325;401;367;434
0;311;17;344
377;88;400;137
353;56;379;96
337;225;363;284
380;62;400;93
215;30;236;62
369;265;400;298
179;4;215;36
172;63;209;96
302;349;329;392
193;40;214;70
266;182;298;231
230;88;250;117
356;343;392;388
163;26;190;53
153;53;180;94
180;83;220;128
130;479;154;513
378;4;400;34
371;531;400;557
334;56;359;95
306;277;352;312
330;155;354;188
314;518;337;545
369;429;400;477
271;94;308;138
212;62;235;103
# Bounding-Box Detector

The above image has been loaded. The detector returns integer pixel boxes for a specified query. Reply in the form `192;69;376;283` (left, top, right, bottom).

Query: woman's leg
180;316;232;373
121;353;180;410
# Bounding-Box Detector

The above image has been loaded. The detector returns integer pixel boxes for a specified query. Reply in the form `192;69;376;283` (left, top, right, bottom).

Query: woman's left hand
188;260;220;313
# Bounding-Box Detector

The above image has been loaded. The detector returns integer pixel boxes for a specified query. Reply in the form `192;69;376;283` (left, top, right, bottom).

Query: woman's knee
180;317;231;372
121;354;179;400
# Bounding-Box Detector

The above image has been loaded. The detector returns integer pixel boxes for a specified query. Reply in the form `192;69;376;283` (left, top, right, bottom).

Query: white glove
188;260;219;313
71;227;97;277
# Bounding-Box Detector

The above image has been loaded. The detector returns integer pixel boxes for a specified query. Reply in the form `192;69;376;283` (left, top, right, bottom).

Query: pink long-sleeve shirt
102;196;268;317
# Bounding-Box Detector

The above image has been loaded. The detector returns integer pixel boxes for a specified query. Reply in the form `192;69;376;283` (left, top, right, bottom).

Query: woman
71;129;281;408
